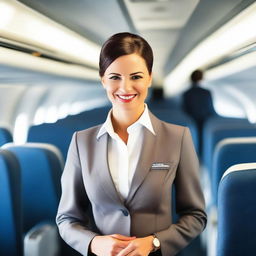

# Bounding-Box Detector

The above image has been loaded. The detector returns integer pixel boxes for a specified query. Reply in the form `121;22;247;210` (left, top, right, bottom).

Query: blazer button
121;209;129;216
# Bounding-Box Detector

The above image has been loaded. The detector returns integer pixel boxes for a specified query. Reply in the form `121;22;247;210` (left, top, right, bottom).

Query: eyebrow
108;73;121;76
130;72;144;75
108;72;144;76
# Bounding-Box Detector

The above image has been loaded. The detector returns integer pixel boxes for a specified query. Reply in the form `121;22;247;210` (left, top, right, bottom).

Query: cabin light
0;0;100;68
0;1;15;29
32;52;42;57
0;47;100;80
164;2;256;96
205;51;256;80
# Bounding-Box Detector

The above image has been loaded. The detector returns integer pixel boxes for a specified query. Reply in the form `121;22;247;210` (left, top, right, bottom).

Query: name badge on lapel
151;162;170;170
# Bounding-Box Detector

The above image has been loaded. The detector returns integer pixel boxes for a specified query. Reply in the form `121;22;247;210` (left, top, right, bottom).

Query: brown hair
99;32;153;77
191;70;203;83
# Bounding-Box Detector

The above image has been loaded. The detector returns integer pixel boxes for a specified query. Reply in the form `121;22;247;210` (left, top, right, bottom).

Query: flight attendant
56;32;207;256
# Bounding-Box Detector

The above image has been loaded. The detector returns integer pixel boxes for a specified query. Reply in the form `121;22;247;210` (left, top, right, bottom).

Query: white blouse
97;105;155;199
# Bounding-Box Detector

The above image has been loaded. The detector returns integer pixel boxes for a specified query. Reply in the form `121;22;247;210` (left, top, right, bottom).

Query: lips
116;94;137;102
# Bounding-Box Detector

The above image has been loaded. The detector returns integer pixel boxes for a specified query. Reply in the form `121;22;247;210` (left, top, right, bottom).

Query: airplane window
34;107;46;125
58;103;70;119
13;112;28;144
206;83;246;119
45;106;58;123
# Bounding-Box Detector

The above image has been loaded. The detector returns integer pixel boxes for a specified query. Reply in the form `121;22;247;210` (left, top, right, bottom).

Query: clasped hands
90;234;154;256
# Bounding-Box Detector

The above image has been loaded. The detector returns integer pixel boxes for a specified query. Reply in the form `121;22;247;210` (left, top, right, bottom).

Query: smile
118;94;136;99
116;94;137;102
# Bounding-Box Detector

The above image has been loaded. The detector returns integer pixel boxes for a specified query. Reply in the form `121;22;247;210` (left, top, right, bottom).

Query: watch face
153;237;160;248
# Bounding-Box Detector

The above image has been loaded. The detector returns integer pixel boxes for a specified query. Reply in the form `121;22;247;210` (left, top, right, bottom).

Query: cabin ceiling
7;0;256;87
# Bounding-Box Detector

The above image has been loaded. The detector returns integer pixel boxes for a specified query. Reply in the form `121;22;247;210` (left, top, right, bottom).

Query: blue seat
0;127;12;146
3;143;63;233
217;163;256;256
0;149;22;256
28;106;110;159
2;143;80;256
212;137;256;206
206;137;256;256
202;116;256;172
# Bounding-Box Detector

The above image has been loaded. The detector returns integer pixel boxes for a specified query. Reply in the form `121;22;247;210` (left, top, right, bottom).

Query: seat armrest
24;222;59;256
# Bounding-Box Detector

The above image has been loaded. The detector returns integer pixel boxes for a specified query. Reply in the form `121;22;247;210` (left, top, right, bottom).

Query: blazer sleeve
56;132;99;255
156;127;207;255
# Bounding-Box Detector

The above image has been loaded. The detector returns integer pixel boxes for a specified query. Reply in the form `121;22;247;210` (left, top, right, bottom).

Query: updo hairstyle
99;32;153;77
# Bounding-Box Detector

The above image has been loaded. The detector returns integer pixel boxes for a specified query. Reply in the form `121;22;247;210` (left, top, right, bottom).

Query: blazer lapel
126;112;161;204
94;133;123;204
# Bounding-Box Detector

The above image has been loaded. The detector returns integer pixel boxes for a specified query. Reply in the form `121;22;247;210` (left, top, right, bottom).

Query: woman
56;32;207;256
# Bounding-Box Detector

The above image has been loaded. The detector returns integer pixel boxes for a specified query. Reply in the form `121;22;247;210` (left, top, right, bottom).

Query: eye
109;76;121;80
131;75;142;80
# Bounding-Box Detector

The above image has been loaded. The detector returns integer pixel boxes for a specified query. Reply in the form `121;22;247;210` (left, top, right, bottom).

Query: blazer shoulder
76;124;102;140
160;120;188;141
150;111;187;137
161;119;186;131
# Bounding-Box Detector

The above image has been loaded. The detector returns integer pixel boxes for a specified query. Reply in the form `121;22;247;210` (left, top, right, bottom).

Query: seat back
212;137;256;205
217;163;256;256
0;127;12;146
3;143;63;233
28;106;110;159
0;149;22;256
202;116;256;172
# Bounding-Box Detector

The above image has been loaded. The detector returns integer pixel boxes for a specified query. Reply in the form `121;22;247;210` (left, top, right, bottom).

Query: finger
111;234;136;241
115;240;131;249
112;238;132;253
114;245;130;255
117;243;135;256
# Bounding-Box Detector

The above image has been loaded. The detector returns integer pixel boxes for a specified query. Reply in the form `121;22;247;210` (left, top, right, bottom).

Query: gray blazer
56;112;207;256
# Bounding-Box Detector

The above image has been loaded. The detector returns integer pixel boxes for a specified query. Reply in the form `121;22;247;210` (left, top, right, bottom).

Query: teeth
118;95;135;100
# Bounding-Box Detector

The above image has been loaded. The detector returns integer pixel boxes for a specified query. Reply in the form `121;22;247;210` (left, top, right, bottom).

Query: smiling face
101;53;152;117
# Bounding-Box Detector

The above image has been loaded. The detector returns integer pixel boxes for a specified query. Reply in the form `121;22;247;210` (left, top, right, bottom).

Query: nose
120;78;132;92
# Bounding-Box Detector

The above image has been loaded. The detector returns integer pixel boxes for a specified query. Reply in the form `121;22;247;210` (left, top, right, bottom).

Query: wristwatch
152;235;161;252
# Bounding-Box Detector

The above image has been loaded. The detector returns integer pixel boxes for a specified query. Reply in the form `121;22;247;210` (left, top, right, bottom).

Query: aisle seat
202;116;256;172
212;137;256;205
0;149;22;256
207;138;256;256
217;163;256;256
2;143;64;256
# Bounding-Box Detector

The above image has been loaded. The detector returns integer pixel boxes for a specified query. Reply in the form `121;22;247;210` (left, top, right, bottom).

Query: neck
111;104;145;135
